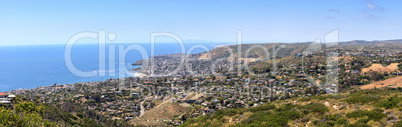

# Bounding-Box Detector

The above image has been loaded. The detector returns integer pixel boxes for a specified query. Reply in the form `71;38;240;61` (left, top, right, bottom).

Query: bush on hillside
346;110;386;121
378;96;401;109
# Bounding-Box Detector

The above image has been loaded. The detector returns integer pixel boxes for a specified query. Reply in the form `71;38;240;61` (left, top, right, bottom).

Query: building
0;92;6;98
0;92;11;104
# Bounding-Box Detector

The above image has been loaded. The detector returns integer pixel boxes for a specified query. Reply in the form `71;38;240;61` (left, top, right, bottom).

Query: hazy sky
1;0;401;45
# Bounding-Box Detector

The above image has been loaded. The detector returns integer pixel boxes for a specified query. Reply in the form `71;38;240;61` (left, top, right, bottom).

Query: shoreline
4;43;219;92
5;70;145;92
132;72;147;78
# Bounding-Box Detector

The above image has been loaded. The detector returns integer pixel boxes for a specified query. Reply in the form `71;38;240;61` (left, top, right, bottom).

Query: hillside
360;76;402;89
130;100;188;126
195;40;402;60
361;63;400;74
180;88;402;127
0;97;108;127
6;40;401;127
337;40;402;51
132;40;402;78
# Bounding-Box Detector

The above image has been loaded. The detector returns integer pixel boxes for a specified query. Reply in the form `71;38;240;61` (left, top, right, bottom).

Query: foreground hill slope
180;88;402;127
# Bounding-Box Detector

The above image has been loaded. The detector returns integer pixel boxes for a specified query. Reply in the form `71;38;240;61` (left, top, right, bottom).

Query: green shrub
312;120;319;125
316;121;336;127
299;95;345;102
0;106;56;127
346;110;386;121
14;102;44;114
346;122;369;127
339;106;347;110
356;118;370;124
211;108;243;120
275;103;297;112
345;95;380;104
249;111;271;118
372;108;383;113
240;110;300;126
302;103;329;115
379;96;401;109
394;120;402;127
324;114;343;121
223;109;243;116
212;110;225;120
336;118;348;125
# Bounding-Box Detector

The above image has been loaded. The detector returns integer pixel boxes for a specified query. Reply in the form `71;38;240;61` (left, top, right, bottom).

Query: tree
368;71;383;81
150;102;156;108
142;102;148;108
285;92;290;98
248;102;254;107
93;94;101;102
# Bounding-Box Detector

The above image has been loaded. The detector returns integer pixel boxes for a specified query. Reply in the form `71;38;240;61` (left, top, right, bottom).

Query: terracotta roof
0;92;6;96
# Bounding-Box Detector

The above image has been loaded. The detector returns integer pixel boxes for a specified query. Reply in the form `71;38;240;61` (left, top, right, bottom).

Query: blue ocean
0;42;223;91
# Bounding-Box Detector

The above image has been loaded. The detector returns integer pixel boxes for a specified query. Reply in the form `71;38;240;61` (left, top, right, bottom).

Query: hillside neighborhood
5;41;402;126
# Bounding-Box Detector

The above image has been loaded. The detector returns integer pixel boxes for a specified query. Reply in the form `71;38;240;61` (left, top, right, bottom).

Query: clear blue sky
1;0;401;45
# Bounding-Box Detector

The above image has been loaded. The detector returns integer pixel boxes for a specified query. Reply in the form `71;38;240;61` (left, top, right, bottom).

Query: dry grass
130;99;188;126
339;56;353;63
198;53;209;60
142;102;187;120
360;76;402;89
361;63;399;74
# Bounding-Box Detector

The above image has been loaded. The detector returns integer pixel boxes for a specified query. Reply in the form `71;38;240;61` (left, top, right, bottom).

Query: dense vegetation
0;97;132;127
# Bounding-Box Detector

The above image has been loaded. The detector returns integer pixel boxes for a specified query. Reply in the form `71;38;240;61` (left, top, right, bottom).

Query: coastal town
2;0;402;126
5;42;402;126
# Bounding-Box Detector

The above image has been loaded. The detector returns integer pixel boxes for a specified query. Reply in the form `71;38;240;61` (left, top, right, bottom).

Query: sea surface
0;42;224;91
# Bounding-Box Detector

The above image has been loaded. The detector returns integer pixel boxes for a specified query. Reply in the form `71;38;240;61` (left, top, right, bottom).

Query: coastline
132;72;147;78
3;43;218;92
